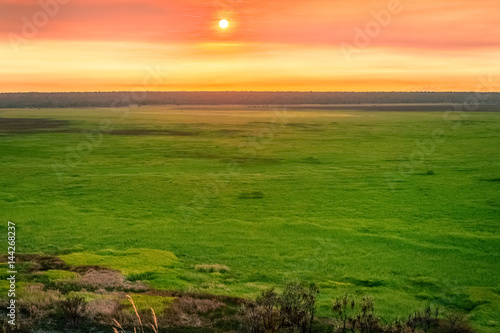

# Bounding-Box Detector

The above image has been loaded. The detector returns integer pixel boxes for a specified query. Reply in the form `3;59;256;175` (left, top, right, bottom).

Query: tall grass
113;295;158;333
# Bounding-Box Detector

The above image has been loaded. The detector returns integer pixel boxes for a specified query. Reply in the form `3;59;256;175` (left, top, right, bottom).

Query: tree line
0;91;499;108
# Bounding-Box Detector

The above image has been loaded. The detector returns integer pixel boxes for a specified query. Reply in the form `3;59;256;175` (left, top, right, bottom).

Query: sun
219;19;229;29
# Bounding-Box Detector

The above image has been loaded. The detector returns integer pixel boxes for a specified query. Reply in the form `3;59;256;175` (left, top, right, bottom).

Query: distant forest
1;91;500;108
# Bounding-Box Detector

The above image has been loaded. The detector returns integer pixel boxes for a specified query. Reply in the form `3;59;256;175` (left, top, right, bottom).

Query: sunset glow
1;0;500;92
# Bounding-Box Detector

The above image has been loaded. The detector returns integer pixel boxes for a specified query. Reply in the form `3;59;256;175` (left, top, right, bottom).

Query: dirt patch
69;265;120;274
0;117;71;134
0;254;69;271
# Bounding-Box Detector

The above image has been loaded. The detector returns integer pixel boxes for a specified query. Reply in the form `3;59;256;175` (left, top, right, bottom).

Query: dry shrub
86;299;121;325
239;301;264;333
195;264;231;273
18;284;62;321
60;296;87;328
74;268;148;292
161;296;225;328
113;308;138;330
0;284;62;332
176;296;225;314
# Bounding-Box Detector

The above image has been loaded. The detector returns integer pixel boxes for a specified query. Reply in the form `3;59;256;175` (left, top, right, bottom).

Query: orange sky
1;0;499;92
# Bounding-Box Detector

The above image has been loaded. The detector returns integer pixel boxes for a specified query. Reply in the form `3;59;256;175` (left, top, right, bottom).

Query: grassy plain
0;106;499;331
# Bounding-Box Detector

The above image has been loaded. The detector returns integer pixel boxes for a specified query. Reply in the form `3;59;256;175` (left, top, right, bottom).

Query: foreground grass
0;106;498;332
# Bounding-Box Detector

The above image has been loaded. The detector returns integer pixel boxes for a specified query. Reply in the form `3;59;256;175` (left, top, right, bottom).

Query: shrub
278;282;319;333
60;295;87;328
86;299;121;326
332;293;358;333
438;313;474;333
257;288;278;330
240;301;264;333
356;296;380;333
240;282;319;333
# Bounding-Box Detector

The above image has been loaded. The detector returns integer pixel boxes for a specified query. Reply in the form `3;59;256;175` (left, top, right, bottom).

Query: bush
439;313;474;333
60;295;87;328
257;288;278;330
240;282;319;333
332;294;383;333
279;282;319;333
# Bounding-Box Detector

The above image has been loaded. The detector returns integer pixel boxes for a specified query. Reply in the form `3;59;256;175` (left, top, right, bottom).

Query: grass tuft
195;264;231;273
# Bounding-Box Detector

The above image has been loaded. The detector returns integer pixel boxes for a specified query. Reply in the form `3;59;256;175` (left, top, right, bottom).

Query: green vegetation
37;269;79;282
0;106;499;332
61;249;179;275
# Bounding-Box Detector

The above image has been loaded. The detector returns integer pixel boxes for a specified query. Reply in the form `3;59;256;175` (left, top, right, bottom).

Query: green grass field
1;106;499;332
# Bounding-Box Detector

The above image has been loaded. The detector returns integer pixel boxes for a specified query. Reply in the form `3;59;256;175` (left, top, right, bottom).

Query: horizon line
2;91;500;94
